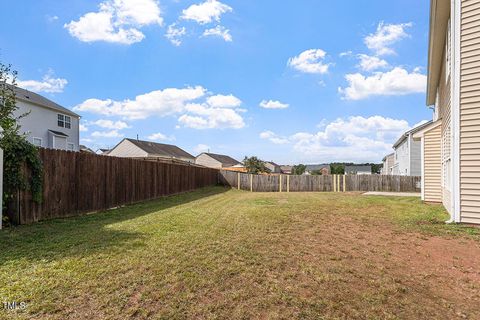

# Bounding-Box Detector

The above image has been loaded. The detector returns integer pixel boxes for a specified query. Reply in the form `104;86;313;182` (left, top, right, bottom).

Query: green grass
0;187;479;319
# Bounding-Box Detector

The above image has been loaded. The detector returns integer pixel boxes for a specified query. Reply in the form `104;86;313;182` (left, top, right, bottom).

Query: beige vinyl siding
438;47;453;214
424;125;442;203
195;154;222;169
107;140;148;158
460;0;480;224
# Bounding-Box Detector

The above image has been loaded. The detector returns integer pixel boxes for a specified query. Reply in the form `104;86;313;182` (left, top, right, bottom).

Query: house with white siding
12;85;81;151
414;0;480;224
381;153;395;175
392;121;432;176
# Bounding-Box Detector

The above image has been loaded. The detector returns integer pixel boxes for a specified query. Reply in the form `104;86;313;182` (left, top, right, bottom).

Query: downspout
447;0;461;224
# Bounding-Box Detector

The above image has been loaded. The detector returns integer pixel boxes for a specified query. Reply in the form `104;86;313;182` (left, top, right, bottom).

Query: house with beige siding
195;152;241;169
108;138;195;163
415;0;480;224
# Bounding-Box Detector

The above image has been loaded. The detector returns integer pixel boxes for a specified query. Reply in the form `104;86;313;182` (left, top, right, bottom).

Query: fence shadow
0;186;229;266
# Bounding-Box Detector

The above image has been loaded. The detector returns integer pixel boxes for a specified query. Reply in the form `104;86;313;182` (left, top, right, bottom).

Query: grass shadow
0;186;229;266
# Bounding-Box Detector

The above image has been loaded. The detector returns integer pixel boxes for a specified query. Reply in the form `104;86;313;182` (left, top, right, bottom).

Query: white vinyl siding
460;0;480;224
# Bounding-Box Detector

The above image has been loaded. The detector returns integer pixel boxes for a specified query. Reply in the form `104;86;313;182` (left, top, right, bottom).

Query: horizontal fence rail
219;171;421;193
13;148;219;225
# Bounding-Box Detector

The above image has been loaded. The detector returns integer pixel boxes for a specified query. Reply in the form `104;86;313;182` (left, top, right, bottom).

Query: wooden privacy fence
11;148;219;225
219;171;421;193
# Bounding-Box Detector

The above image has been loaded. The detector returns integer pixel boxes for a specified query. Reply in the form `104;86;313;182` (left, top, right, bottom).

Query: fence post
279;175;282;192
287;175;290;193
0;147;3;230
343;175;346;192
333;174;336;192
237;172;240;190
250;174;253;192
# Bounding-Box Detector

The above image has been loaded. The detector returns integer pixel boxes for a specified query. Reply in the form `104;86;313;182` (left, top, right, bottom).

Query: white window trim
32;137;42;147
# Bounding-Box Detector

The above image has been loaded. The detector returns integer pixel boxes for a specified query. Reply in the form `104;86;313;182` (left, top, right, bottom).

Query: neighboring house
305;164;331;175
392;121;432;176
108;138;195;163
80;145;95;154
264;161;281;173
280;165;293;174
195;152;241;169
98;148;111;155
414;0;480;224
12;85;80;151
381;153;395;175
345;165;372;175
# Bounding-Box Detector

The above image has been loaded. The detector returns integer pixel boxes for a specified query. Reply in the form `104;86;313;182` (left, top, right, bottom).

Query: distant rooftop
125;138;194;160
201;152;240;166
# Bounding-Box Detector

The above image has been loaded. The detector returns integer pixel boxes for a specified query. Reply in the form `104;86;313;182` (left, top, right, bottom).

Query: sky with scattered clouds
0;0;432;164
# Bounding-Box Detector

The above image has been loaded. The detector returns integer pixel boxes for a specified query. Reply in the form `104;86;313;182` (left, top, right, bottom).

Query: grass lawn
1;187;480;319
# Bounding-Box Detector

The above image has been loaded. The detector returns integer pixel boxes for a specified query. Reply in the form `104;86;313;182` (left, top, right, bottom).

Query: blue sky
0;0;432;164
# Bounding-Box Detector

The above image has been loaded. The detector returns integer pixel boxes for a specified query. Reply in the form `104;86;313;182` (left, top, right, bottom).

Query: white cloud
79;124;89;132
194;144;210;154
147;132;175;141
91;130;124;138
181;0;232;24
206;94;241;108
179;102;245;129
73;86;206;119
339;51;353;57
259;100;289;109
263;116;410;162
165;23;186;46
338;67;427;100
259;131;289;145
202;25;232;42
357;54;388;71
64;0;163;45
93;119;131;130
364;22;412;56
287;49;330;74
17;72;68;93
73;86;246;129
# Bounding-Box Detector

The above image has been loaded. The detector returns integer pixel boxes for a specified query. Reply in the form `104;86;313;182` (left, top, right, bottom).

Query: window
58;114;71;129
32;137;42;147
67;143;75;151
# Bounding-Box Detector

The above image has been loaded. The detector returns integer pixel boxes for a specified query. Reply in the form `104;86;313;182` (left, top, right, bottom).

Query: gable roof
393;121;433;149
125;138;194;159
382;153;395;162
345;165;372;172
9;84;80;118
200;152;240;166
305;164;330;171
264;161;280;167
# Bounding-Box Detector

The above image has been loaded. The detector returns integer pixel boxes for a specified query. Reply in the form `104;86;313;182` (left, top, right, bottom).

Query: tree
243;156;270;174
0;62;43;225
330;163;345;175
292;164;306;175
